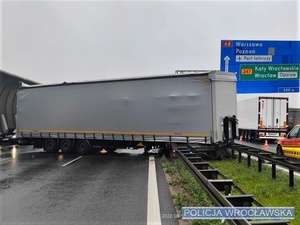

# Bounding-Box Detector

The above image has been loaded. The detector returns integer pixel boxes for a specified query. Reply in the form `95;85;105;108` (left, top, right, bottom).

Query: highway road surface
0;145;179;225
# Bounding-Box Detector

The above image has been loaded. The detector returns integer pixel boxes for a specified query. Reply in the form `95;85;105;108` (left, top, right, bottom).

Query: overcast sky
1;0;299;84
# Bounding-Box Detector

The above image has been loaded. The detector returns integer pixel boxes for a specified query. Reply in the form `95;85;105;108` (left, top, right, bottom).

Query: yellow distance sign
241;68;253;75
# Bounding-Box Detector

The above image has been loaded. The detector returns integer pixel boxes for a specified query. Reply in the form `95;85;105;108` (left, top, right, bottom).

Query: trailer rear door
274;98;288;129
259;97;287;129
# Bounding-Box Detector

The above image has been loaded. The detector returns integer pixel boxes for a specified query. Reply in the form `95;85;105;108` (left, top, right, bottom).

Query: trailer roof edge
19;70;234;89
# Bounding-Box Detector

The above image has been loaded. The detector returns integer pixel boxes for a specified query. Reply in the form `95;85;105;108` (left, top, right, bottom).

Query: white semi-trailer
237;96;288;141
17;71;238;155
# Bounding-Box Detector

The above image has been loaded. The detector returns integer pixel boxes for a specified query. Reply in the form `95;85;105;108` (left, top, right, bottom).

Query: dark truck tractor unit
17;71;238;156
0;128;17;145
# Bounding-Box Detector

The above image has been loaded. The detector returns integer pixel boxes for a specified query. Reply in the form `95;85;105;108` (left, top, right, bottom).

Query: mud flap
223;115;238;143
158;143;172;158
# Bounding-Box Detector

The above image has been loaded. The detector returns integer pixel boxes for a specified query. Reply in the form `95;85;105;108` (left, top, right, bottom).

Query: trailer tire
44;139;58;153
76;140;91;155
60;139;73;154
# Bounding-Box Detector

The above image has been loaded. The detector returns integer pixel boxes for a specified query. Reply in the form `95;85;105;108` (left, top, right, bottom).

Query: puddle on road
0;145;43;161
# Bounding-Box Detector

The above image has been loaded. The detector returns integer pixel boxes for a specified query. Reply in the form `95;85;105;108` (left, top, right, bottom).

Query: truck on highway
16;71;238;156
237;96;288;141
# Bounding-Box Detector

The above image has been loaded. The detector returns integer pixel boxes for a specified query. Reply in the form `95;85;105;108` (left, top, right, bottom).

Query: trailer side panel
18;75;214;141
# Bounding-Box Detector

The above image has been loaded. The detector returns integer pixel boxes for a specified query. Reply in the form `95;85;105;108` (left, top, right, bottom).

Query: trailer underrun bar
19;130;212;144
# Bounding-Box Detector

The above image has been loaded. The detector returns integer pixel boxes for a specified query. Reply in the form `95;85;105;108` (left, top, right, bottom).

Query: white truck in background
237;96;288;141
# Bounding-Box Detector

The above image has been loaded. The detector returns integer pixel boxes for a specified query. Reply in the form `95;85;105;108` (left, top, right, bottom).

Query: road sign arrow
224;56;230;72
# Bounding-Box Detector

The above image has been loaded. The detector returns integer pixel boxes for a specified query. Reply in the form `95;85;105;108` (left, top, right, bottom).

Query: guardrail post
258;159;262;172
289;170;294;187
272;163;276;179
238;152;242;163
247;155;251;167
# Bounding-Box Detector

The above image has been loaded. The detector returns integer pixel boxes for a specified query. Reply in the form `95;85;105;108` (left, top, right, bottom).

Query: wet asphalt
0;145;178;225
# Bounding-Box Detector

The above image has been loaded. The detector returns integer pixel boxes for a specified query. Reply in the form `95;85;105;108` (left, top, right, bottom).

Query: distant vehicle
238;97;288;141
0;128;17;144
276;124;300;158
287;108;300;132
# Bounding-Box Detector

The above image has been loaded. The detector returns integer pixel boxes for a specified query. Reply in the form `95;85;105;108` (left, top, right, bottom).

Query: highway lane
0;145;178;225
235;139;277;153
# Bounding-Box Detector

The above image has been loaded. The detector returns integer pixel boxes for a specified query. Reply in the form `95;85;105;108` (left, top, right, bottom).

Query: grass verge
160;156;229;225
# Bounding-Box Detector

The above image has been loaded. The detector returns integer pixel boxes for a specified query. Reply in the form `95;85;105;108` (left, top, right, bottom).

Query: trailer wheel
60;139;73;154
76;140;91;155
276;145;283;155
44;139;58;153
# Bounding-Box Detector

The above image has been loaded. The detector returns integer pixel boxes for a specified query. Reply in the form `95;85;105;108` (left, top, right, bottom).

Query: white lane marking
61;156;83;167
147;156;162;225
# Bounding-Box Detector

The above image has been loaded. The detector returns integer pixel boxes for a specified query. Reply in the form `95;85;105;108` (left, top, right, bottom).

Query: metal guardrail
229;143;300;187
175;145;290;225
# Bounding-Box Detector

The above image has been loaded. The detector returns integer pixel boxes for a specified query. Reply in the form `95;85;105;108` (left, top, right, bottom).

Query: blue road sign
220;40;300;93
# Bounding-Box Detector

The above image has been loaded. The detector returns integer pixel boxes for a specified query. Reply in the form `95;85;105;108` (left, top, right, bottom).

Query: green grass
210;157;300;225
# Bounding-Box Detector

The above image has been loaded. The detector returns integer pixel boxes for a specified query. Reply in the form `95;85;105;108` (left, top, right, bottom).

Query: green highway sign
240;64;300;81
